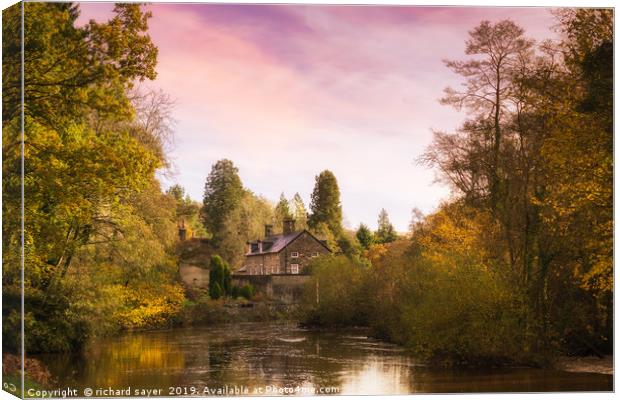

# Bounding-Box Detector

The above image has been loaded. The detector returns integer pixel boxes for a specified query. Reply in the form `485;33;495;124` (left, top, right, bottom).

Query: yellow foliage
114;283;185;330
364;243;388;265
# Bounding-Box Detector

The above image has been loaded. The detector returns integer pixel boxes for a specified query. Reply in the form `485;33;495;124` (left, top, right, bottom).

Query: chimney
178;219;187;241
247;241;252;254
257;240;263;253
264;224;273;237
283;218;296;235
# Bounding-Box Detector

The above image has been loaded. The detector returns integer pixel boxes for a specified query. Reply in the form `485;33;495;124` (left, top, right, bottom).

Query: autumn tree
422;19;542;343
422;13;613;356
309;222;339;253
2;3;186;353
3;3;162;280
534;9;613;353
302;12;612;364
2;3;157;128
216;191;275;268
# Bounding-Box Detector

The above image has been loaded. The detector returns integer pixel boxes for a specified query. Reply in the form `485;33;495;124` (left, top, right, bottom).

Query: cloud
77;3;559;231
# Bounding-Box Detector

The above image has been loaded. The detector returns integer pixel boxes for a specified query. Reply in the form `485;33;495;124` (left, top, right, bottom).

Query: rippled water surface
40;322;612;395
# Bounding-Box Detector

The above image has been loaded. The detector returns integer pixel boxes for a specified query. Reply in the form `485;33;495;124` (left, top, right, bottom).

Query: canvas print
1;1;614;397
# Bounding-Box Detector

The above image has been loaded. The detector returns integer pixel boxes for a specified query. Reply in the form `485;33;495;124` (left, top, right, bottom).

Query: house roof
245;229;330;256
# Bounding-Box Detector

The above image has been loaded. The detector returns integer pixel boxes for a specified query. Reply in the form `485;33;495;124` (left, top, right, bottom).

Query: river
39;322;612;395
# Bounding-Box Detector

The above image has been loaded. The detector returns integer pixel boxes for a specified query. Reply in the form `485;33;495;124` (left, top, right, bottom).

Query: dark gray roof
245;230;329;256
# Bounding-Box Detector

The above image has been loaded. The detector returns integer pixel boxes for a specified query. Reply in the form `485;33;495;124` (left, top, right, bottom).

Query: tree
166;184;205;239
167;184;186;202
214;190;275;268
440;20;534;210
422;19;547;350
302;256;368;326
422;18;540;325
409;207;425;234
210;283;223;300
202;159;244;244
3;3;158;128
209;255;232;299
308;170;343;237
291;192;308;230
17;102;162;284
1;3;188;353
309;222;339;253
274;192;292;230
356;224;375;250
421;14;613;356
337;231;364;261
167;184;197;217
3;3;162;281
376;209;397;244
128;88;176;170
536;9;613;352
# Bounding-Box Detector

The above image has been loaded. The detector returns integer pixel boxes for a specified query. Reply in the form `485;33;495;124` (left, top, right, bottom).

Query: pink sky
77;3;559;231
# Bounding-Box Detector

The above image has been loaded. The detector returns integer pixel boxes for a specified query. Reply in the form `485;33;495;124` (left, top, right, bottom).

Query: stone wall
280;231;330;274
245;253;281;275
232;274;310;304
180;264;210;289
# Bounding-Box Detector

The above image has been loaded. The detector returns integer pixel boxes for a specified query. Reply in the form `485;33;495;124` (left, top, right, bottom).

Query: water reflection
339;359;413;395
38;322;612;394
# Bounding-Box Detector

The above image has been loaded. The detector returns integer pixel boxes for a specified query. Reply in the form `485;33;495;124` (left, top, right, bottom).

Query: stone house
239;219;331;275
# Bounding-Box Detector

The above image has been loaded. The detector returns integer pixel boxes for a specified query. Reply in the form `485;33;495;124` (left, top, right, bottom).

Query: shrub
210;282;223;300
300;206;530;365
367;207;526;365
2;354;52;385
238;284;254;300
114;283;185;330
301;255;368;326
208;255;232;299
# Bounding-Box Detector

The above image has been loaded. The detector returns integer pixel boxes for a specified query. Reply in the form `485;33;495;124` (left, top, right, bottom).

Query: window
311;252;319;257
291;264;300;274
291;251;299;258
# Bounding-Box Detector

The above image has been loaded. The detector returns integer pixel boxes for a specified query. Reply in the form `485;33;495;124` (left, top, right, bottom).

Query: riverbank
176;296;300;326
300;318;614;371
2;354;51;397
554;356;613;375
